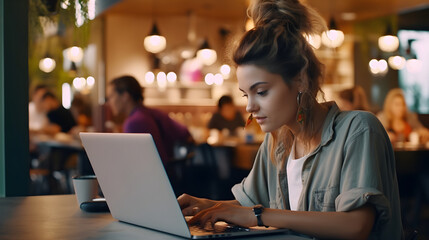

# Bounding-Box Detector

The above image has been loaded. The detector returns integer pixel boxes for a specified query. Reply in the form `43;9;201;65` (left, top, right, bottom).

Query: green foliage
28;0;92;96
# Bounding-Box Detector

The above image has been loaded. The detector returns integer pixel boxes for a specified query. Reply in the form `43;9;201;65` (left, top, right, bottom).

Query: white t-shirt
29;102;48;131
287;141;309;211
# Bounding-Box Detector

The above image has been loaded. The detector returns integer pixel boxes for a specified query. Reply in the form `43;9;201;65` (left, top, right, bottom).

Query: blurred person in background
107;75;193;164
337;85;371;112
69;93;93;134
377;88;429;143
38;91;77;135
29;84;49;132
208;95;245;137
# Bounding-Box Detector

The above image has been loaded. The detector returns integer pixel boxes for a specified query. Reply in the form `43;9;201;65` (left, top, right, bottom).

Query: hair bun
249;0;326;36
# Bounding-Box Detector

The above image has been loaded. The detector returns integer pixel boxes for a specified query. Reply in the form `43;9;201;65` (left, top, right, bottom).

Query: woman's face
107;85;126;116
390;95;407;119
237;64;300;133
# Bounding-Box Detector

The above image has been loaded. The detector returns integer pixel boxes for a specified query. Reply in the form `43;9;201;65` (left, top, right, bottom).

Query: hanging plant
29;0;93;95
29;0;90;39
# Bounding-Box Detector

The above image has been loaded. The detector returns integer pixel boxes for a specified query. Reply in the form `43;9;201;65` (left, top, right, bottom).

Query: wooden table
0;195;311;240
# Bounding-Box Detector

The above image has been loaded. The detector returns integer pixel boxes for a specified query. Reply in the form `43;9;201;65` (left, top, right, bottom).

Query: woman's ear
292;75;304;92
294;81;304;93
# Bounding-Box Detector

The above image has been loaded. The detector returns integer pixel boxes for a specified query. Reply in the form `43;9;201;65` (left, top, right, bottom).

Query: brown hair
339;86;370;111
109;75;144;103
233;0;326;164
383;88;408;128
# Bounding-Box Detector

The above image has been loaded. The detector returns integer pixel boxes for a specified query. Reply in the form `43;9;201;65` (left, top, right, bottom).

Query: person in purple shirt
106;75;193;164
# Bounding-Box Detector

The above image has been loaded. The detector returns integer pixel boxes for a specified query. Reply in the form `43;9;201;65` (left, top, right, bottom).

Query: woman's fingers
182;206;201;216
184;201;254;228
188;203;225;227
190;203;255;228
177;193;192;209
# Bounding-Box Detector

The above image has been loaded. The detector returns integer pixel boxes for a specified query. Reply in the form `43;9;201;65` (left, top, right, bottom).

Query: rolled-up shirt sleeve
232;135;274;207
336;123;395;231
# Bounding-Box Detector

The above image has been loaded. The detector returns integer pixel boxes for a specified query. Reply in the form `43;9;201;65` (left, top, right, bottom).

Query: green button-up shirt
232;102;403;239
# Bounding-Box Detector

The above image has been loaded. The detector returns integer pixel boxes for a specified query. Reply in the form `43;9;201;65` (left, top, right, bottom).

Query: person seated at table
178;0;402;239
208;95;245;137
69;93;94;134
29;84;49;133
377;88;429;143
39;91;77;135
107;75;193;164
337;85;371;112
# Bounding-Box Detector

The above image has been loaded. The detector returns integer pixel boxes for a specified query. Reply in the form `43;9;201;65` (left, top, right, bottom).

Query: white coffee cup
72;175;99;206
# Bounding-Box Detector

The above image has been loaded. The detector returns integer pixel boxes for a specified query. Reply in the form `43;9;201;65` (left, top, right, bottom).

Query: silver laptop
80;132;290;239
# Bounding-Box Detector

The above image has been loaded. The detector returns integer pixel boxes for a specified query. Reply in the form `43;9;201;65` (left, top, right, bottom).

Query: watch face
253;205;263;214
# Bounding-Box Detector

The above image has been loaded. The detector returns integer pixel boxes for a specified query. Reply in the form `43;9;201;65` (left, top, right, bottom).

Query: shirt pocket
312;186;339;211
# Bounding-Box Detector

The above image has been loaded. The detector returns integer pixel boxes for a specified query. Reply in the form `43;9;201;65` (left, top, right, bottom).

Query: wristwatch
252;204;265;227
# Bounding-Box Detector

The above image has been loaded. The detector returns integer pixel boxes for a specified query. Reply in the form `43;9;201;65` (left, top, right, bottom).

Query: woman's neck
293;102;328;158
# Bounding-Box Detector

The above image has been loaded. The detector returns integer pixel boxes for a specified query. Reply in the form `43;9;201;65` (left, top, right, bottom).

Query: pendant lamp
66;46;84;63
39;54;56;73
369;59;388;76
406;55;422;73
304;34;322;49
388;56;406;70
144;23;167;54
321;17;344;48
378;24;399;53
196;38;217;66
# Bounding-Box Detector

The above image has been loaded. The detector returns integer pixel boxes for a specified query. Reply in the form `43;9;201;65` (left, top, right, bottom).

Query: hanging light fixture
404;40;422;73
388;56;406;70
39;37;56;73
304;34;322;49
66;46;84;63
144;23;167;54
196;38;217;66
39;54;56;73
378;24;399;52
321;17;344;48
406;55;422;73
369;59;388;76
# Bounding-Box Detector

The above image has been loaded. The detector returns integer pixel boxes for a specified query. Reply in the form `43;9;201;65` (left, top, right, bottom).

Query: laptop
79;132;290;239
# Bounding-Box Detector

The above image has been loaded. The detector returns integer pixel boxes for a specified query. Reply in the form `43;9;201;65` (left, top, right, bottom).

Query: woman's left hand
188;202;256;228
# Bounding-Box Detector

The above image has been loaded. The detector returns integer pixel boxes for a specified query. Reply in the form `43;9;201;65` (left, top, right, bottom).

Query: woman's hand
177;194;217;216
188;202;256;228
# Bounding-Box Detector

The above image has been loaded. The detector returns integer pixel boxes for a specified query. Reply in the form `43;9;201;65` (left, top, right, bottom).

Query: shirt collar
320;101;341;147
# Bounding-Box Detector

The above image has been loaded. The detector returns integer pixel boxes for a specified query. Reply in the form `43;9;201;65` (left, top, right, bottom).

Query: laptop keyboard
189;222;250;233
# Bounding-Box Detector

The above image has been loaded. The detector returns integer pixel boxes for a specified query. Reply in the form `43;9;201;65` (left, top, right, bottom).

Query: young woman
377;88;429;143
178;0;403;239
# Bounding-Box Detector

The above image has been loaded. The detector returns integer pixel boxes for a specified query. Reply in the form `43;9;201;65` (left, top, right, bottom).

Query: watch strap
253;204;265;227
